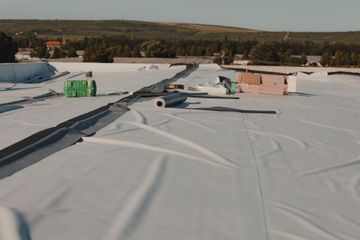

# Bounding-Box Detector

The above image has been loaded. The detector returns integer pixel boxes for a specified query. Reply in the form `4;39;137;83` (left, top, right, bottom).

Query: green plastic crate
64;80;97;97
230;82;238;93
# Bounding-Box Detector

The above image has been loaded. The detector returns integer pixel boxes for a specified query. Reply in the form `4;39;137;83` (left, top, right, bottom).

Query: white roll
154;93;187;108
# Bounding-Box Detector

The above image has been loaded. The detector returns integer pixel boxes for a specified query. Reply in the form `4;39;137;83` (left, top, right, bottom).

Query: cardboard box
237;73;288;95
237;73;262;85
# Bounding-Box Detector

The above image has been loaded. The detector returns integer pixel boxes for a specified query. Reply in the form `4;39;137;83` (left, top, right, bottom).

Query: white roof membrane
0;63;359;240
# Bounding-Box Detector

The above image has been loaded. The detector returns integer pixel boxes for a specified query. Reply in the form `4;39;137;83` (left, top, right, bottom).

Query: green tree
83;44;113;63
334;50;344;66
205;45;216;56
131;46;141;57
67;48;78;58
218;48;233;65
31;42;50;59
83;46;97;62
52;47;67;59
0;32;18;63
250;42;280;64
320;52;332;66
343;52;352;66
282;49;294;65
194;46;205;56
242;50;250;60
141;40;175;58
176;46;186;56
123;45;131;57
351;53;358;66
300;53;308;65
213;54;222;65
189;45;197;56
52;48;61;58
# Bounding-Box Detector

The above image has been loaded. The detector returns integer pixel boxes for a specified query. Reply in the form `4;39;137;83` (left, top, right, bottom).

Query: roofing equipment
165;84;185;90
64;80;97;97
154;93;188;108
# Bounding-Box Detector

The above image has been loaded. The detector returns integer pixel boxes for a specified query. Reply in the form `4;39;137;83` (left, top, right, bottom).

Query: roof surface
0;63;359;240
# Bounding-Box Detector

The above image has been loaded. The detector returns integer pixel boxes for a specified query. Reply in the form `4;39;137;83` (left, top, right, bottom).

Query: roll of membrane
154;93;187;108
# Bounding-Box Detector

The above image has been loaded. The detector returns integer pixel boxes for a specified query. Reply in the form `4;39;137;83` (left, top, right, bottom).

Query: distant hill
1;19;360;44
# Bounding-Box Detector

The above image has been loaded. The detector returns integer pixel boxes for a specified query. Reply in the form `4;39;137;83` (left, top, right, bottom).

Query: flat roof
0;63;359;240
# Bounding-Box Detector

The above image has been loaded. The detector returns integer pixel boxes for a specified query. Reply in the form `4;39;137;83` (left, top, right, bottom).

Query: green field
1;19;360;43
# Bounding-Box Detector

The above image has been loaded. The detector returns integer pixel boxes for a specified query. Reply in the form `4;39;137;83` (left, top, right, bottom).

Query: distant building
233;60;250;65
291;55;322;67
233;54;250;65
46;41;65;51
307;55;322;63
15;48;38;61
306;61;322;67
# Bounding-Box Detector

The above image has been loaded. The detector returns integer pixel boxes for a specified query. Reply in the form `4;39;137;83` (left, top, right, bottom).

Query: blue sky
1;0;359;31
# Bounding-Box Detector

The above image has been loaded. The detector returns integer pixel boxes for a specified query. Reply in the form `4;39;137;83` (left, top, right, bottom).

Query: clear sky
1;0;359;31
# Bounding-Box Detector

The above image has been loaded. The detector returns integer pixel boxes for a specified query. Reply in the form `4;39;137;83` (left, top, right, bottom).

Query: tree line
1;32;360;67
0;32;18;63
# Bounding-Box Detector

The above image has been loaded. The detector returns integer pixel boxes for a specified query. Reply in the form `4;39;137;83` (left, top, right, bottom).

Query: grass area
1;19;360;43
